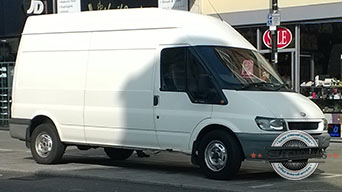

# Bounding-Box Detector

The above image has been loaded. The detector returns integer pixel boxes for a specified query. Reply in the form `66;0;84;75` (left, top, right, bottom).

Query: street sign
57;0;81;14
266;13;280;26
328;124;341;137
263;27;292;49
27;0;44;14
159;0;188;11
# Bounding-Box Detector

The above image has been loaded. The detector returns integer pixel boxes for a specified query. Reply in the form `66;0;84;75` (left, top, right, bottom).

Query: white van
10;8;330;180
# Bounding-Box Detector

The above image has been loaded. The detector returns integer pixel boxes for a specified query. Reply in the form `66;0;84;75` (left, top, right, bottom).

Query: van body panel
183;18;253;49
211;90;324;135
153;91;212;150
83;29;167;147
30;110;66;141
153;45;213;151
18;33;91;52
210;90;275;134
188;118;244;150
22;9;255;50
231;91;324;119
12;34;89;143
84;47;159;147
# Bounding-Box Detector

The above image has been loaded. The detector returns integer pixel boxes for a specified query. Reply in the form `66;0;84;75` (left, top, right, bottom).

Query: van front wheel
104;148;133;160
30;123;65;164
198;130;242;180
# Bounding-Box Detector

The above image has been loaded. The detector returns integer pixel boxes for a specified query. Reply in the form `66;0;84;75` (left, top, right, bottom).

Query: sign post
268;0;280;71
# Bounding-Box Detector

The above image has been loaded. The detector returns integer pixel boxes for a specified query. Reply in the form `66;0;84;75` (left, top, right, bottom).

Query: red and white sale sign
263;27;292;49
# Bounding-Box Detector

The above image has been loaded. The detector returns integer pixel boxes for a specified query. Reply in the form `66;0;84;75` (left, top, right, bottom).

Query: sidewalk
330;137;342;143
0;126;8;131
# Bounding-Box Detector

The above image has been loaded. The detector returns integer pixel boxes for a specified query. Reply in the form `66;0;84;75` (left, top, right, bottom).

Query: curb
0;127;9;131
330;139;342;143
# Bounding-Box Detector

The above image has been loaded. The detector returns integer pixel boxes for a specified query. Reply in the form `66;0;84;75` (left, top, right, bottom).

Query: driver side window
161;47;222;104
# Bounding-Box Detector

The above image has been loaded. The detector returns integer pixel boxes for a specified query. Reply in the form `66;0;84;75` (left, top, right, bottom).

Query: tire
30;123;66;164
198;130;242;180
104;147;133;160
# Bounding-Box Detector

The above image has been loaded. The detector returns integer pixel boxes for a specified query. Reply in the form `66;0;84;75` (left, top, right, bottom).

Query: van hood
224;90;324;119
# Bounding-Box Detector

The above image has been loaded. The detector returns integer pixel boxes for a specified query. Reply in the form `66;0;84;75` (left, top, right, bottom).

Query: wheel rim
204;140;227;172
35;132;53;158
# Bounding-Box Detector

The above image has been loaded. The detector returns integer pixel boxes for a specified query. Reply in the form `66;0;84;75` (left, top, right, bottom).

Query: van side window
160;48;186;91
186;49;219;103
161;47;222;104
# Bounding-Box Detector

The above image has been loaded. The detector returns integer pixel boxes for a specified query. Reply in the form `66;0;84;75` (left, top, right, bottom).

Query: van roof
23;8;255;49
24;8;205;33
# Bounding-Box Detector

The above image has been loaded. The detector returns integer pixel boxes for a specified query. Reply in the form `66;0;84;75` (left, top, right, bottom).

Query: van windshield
195;46;290;91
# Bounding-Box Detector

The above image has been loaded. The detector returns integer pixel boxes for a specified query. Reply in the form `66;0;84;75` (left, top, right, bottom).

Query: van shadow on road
16;148;342;191
24;147;283;181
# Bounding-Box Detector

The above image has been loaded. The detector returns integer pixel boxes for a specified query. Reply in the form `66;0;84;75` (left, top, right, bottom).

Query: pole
295;25;301;92
270;0;278;71
340;54;342;81
53;0;57;14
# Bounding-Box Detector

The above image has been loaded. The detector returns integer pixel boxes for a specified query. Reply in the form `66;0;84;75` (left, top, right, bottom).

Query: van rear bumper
237;132;330;161
9;118;30;141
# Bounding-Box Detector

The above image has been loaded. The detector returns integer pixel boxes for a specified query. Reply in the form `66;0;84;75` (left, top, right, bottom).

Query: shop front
236;21;342;139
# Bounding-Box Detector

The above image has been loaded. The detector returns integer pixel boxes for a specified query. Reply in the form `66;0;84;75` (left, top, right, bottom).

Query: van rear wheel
198;130;242;180
104;148;133;160
30;123;65;164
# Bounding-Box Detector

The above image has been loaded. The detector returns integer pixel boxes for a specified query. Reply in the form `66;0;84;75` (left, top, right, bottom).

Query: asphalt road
1;130;342;191
0;171;215;192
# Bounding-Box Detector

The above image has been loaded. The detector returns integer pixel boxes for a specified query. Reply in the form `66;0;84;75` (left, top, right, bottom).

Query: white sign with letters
159;0;188;11
27;0;44;14
57;0;81;14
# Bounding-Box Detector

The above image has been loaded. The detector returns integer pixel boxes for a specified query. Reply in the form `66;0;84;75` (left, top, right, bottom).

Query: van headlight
255;117;287;131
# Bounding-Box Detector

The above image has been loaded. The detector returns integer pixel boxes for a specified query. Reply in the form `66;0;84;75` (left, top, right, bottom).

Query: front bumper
237;132;330;161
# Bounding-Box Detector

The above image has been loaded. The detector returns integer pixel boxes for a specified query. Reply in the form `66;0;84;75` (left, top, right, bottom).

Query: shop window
236;28;257;48
300;22;342;114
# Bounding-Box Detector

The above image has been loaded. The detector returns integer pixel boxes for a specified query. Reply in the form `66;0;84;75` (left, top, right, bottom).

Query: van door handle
153;95;159;106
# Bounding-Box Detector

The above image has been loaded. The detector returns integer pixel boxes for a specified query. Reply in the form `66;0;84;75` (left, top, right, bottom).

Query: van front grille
288;122;319;130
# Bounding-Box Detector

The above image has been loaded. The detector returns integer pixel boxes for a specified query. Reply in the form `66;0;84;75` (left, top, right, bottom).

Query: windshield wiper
239;82;279;91
273;84;289;91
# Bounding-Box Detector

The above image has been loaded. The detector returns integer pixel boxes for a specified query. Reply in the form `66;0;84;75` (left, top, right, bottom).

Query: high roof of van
22;8;255;50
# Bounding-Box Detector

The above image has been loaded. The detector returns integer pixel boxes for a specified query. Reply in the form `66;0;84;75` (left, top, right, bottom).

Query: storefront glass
237;21;342;132
300;22;342;114
237;25;296;89
0;38;18;126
